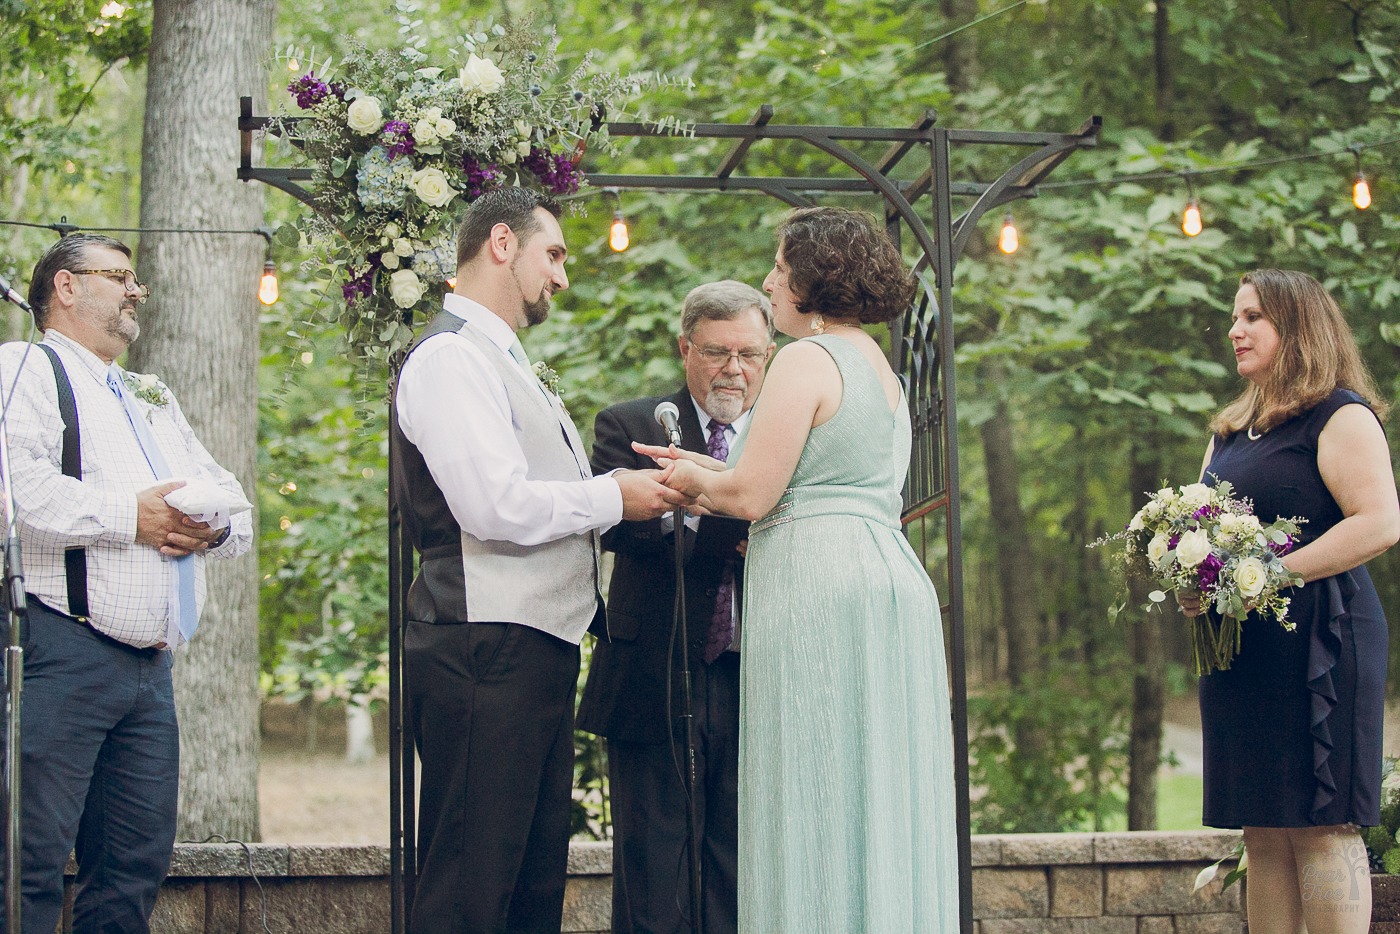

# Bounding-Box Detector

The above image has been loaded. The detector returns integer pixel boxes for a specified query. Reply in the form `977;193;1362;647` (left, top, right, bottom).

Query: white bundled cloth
163;477;253;531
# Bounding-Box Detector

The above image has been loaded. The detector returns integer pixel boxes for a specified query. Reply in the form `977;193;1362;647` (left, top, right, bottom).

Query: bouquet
1097;480;1304;675
276;11;652;360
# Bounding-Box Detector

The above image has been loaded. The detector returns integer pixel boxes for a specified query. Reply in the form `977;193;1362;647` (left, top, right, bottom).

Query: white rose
1179;483;1212;509
458;53;505;94
517;140;532;157
346;96;384;135
1147;533;1170;565
435;117;456;137
410;167;459;208
384;222;402;239
1156;486;1176;500
1175;529;1211;568
422;107;442;122
1238;514;1262;534
380;251;400;270
135;373;160;392
414;118;439;145
1233;557;1268;598
388;269;426;309
393;238;415;257
1217;512;1242;535
1128;509;1146;532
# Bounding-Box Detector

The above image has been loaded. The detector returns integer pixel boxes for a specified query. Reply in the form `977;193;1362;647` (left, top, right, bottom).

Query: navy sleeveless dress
1199;388;1388;828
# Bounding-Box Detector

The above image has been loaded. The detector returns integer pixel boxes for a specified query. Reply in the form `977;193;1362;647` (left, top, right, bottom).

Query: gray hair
680;280;773;339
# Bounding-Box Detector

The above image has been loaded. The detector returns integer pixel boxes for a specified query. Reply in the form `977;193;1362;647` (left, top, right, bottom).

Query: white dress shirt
396;294;623;547
0;331;253;647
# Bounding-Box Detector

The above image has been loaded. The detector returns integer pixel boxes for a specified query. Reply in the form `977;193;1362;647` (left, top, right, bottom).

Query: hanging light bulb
446;276;458;290
258;259;279;305
1353;173;1372;210
1348;145;1372;211
609;210;630;252
1181;199;1203;237
998;214;1019;254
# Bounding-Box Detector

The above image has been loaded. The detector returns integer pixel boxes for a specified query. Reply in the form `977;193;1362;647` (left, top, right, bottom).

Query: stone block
288;844;389;876
1051;865;1103;917
148;880;205;934
205;879;241;933
243;877;390;934
1105;865;1239;916
568;840;613;876
981;918;1135;934
168;842;290;877
1002;833;1096;866
973;867;1049;919
1094;832;1241;865
972;835;1004;867
1174;912;1243;934
1137;915;1175;934
563;874;612;933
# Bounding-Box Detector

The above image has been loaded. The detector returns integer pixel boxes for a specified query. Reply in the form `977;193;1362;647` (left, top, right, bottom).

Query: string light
997;213;1019;254
258;259;279;305
1180;174;1203;237
607;188;629;252
1350;146;1372;210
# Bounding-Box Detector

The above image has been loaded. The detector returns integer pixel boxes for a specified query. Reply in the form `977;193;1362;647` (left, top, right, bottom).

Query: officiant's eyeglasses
71;268;151;303
697;347;769;368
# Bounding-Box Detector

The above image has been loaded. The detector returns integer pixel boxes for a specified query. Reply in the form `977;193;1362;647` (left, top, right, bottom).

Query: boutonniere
532;360;561;396
122;371;172;411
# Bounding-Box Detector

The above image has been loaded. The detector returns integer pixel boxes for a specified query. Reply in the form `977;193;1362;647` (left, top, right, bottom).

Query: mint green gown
735;334;959;932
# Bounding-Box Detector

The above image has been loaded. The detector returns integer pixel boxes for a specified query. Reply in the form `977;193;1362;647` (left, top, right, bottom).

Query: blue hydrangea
414;234;456;280
355;146;412;210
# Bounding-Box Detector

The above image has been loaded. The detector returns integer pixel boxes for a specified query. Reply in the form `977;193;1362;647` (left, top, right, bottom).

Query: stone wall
53;831;1245;933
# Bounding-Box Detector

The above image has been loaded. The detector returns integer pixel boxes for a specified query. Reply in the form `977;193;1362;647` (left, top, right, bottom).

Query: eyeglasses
696;347;769;368
70;268;151;303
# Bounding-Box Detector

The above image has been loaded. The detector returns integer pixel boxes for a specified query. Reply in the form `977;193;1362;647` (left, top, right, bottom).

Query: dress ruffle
1307;570;1358;824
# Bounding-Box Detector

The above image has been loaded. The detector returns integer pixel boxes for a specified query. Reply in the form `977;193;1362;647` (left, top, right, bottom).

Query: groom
392;187;686;934
578;280;774;934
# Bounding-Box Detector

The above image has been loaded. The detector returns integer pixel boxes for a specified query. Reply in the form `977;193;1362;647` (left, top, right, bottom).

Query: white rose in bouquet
411;167;459;207
459;54;505;94
388;269;426;309
1175;528;1212;568
1179;483;1212;509
1233;557;1269;598
347;95;385;135
1147;533;1170;565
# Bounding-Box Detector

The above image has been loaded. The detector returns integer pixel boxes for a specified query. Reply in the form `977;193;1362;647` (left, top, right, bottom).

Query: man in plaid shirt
0;233;252;934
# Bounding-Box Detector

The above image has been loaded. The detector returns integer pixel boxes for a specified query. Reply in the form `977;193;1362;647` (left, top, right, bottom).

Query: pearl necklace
1247;425;1262;441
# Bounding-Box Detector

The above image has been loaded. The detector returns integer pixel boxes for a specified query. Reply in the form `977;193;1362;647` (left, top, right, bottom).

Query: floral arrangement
1095;480;1304;675
1365;757;1400;874
532;360;561;396
277;13;649;360
122;371;171;412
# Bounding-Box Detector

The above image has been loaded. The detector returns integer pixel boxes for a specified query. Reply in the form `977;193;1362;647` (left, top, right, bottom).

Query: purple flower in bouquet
289;72;331;109
1270;534;1295;556
522;146;583;195
342;263;377;305
1197;552;1225;591
460;156;502;200
382;121;416;160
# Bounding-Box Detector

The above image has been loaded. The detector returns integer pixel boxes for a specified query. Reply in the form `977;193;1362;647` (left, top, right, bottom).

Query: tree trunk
1154;0;1176;141
939;0;979;93
131;0;274;842
1126;443;1165;830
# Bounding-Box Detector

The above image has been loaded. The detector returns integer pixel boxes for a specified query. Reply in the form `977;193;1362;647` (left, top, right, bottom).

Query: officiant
0;233;253;934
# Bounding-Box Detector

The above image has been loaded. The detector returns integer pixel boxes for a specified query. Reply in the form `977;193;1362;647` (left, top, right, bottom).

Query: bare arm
1284;404;1400;583
654;341;841;521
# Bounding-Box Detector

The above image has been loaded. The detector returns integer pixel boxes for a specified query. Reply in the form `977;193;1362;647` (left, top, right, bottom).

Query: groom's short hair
456;187;563;269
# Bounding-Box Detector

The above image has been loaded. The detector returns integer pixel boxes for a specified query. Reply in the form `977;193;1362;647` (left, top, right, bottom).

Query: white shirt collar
443;293;518;356
42;329;118;385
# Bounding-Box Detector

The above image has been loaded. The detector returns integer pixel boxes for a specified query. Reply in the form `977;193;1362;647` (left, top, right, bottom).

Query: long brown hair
1210;268;1388;436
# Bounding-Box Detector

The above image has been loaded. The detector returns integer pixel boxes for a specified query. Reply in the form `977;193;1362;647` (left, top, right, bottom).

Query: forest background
2;0;1398;843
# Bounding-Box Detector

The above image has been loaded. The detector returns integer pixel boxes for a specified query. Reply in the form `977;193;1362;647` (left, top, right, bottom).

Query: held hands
631;442;726;507
615;467;695;521
135;480;221;557
1177;589;1203;619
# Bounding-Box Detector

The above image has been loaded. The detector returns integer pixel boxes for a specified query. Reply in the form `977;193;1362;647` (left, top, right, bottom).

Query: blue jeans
4;600;179;934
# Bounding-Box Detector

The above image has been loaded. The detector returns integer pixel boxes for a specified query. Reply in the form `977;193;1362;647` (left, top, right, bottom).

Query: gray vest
394;312;602;646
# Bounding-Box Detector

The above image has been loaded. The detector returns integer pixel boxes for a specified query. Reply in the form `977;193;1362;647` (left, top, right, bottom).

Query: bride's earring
811;313;825;334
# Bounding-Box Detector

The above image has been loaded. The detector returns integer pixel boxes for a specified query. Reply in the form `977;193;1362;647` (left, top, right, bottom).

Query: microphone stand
0;396;25;934
671;509;704;934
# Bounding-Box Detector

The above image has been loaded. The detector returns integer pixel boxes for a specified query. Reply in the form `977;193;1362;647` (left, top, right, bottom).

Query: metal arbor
237;98;1100;934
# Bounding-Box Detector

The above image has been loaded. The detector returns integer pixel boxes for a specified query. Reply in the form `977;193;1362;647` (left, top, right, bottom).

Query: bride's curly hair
776;207;916;324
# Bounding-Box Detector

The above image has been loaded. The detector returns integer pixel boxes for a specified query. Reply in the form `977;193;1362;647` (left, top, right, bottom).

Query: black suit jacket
575;388;748;744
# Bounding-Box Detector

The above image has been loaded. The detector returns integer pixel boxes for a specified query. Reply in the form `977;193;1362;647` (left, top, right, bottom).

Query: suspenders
36;344;90;621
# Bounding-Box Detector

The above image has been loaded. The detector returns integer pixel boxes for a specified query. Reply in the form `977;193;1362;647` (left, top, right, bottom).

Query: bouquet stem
1191;614;1243;676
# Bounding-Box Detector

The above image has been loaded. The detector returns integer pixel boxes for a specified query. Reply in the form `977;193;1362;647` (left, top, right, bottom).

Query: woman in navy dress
1182;269;1399;934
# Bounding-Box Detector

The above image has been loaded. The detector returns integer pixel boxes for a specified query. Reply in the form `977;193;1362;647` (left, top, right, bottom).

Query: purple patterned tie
704;422;735;663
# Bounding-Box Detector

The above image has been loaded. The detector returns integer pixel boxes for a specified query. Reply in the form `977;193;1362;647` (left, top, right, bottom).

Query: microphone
0;276;31;315
653;401;682;445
